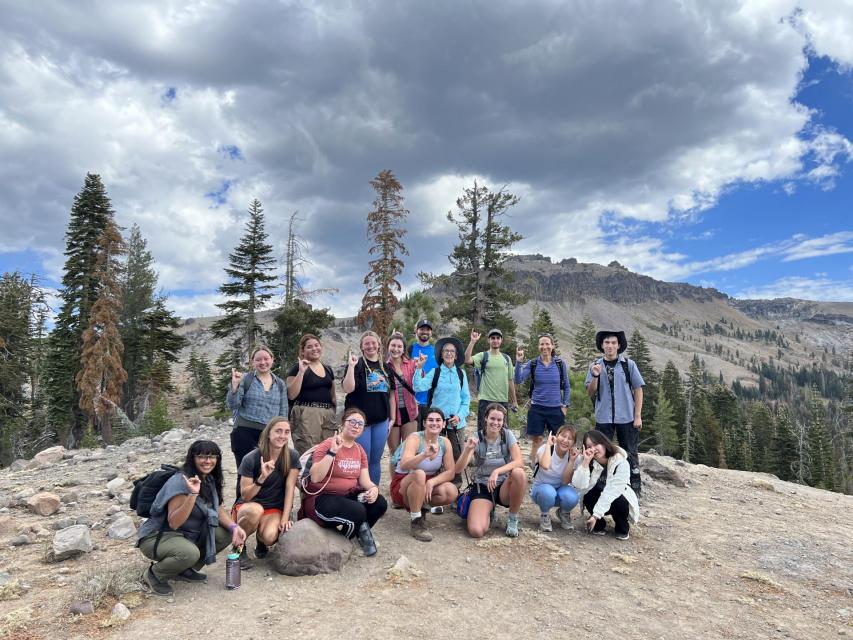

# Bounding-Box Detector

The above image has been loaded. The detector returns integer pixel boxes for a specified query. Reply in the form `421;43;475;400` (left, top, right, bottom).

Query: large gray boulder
160;429;186;444
34;446;66;465
639;455;688;487
272;519;354;576
52;525;93;561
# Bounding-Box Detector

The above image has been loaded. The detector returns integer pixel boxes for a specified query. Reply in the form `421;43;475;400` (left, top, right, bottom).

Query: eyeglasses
345;418;366;428
195;454;219;462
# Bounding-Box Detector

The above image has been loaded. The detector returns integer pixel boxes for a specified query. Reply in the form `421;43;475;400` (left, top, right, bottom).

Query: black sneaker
356;522;377;556
176;568;207;582
144;565;174;597
255;540;269;559
239;546;254;570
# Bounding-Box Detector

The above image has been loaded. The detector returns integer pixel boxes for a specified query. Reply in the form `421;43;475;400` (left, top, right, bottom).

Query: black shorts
468;481;510;508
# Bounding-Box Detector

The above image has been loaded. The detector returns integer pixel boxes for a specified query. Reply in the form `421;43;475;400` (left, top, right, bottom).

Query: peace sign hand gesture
415;353;428;369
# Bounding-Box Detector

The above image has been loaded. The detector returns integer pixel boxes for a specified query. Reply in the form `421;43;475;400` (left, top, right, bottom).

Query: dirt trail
1;424;851;640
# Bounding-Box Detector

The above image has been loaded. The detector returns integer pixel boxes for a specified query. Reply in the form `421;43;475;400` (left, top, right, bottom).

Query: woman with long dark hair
572;429;640;540
137;440;247;597
232;417;301;568
287;334;336;454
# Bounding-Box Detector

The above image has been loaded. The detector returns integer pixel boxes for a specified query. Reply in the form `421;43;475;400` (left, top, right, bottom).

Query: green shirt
472;351;513;402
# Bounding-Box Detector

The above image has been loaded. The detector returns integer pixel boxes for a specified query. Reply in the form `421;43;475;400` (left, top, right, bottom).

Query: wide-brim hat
434;336;465;367
595;330;627;354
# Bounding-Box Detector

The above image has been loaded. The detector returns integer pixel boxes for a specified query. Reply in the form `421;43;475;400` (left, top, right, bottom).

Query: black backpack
130;464;181;518
529;357;567;395
594;358;634;403
474;351;512;392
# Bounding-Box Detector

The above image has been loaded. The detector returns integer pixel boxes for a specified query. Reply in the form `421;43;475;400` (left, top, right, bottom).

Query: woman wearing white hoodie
572;430;640;540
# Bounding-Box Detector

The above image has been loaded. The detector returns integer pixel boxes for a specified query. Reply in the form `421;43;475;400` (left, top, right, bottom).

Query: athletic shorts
526;404;564;437
390;471;437;509
468;480;510;508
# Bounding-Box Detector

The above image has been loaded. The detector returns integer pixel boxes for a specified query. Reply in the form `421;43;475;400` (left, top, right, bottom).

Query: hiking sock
410;512;422;521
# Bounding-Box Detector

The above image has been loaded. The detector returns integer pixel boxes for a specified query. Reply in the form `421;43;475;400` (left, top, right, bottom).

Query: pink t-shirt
308;438;367;496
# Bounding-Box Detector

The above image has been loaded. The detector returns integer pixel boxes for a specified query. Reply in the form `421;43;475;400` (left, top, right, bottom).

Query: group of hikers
137;319;645;596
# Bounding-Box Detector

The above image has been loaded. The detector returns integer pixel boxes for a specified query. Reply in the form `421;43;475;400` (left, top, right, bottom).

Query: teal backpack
390;431;447;467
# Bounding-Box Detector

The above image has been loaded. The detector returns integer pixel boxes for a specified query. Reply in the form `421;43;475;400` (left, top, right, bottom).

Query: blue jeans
530;483;579;514
356;419;390;485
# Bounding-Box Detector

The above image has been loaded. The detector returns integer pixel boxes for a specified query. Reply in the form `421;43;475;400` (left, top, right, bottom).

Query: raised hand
348;351;359;367
415;353;428;369
570;446;581;459
258;458;276;483
424;442;439;460
470;329;481;343
330;433;342;454
298;359;310;373
231;368;243;391
185;475;201;495
582;447;595;465
464;436;478;451
591;362;602;377
547;433;556;447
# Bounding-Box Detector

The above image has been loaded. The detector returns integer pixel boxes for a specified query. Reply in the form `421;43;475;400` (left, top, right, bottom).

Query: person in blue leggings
531;424;581;531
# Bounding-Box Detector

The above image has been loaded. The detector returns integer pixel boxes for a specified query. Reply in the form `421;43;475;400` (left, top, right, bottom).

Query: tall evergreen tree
268;300;334;375
525;305;559;356
709;384;741;469
807;389;836;490
75;219;127;444
211;199;277;356
651;387;678;456
357;170;409;337
44;173;115;445
397;290;437;343
629;329;658;427
683;355;705;463
660;361;686;457
570;316;598;373
748;402;775;472
424;180;524;332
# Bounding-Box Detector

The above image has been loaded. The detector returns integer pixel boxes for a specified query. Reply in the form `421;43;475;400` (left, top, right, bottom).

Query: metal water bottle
225;550;241;589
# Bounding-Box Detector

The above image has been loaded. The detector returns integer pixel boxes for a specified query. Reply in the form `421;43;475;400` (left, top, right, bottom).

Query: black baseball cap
416;319;433;330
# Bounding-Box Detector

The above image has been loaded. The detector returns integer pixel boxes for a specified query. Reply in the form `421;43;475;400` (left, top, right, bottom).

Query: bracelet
228;523;238;532
592;374;600;378
326;450;337;458
253;478;263;486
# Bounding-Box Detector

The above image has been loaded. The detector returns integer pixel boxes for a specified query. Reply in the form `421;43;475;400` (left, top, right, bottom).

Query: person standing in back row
409;319;437;407
584;331;645;496
465;328;518;428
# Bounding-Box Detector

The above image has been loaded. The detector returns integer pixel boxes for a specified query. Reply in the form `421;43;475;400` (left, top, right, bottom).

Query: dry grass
73;560;145;608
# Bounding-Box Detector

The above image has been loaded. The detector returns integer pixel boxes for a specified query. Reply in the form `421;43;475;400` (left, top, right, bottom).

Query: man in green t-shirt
465;328;519;429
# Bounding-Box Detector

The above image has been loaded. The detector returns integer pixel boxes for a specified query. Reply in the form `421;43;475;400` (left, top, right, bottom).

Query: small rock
104;470;119;482
52;525;93;561
106;478;127;497
121;437;151;449
160;429;186;444
60;492;80;504
107;516;137;540
106;505;122;516
34;446;67;465
126;452;138;462
10;535;31;546
0;572;12;586
70;601;95;616
0;516;15;536
112;602;131;620
26;492;61;516
52;517;76;530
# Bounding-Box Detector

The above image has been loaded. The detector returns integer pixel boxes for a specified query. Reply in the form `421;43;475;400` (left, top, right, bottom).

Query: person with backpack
300;407;387;556
454;403;527;538
342;331;392;485
514;333;570;467
409;318;437;406
232;417;301;569
286;334;336;455
413;336;470;488
531;424;581;532
390;407;458;542
584;330;645;496
573;429;640;540
465;328;518;429
137;440;247;597
227;345;289;498
385;332;419;482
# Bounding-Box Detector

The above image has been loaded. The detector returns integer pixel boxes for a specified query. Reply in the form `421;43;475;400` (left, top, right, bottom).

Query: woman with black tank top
287;334;337;455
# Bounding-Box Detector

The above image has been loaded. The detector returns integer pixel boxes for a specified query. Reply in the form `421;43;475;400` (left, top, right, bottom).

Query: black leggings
583;484;630;536
230;425;262;500
314;494;388;539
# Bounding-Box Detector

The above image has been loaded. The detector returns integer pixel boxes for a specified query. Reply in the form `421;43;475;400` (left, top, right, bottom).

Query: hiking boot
239;546;254;570
615;531;630;540
356;522;377;556
505;516;519;538
255;540;269;559
144;565;174;597
429;505;444;515
176;568;207;583
410;516;433;542
556;508;574;530
539;513;553;532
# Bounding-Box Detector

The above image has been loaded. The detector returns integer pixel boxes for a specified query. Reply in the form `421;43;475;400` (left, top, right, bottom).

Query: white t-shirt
533;444;579;488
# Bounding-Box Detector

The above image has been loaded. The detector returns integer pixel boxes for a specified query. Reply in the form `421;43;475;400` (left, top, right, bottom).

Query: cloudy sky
1;0;852;319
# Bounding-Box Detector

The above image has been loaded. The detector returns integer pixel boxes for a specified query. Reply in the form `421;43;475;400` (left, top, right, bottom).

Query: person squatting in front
390;407;459;542
584;330;645;496
137;440;247;597
531;424;581;532
454;403;527;538
232;417;300;569
300;407;387;556
572;429;640;540
342;331;391;486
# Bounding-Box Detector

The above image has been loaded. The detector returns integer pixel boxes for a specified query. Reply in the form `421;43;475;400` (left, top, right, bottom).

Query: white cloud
736;276;853;301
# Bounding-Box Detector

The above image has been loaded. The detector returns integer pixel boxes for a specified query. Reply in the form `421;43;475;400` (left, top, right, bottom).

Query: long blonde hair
259;416;291;476
359;331;388;377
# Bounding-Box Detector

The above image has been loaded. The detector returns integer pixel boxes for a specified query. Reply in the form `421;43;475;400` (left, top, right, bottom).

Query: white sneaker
429;506;444;515
539;513;553;532
556;508;574;530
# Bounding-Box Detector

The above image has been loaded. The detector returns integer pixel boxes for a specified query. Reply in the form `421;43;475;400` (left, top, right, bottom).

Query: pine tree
709;384;742;469
75;220;127;444
211;199;277;356
525;305;559;356
397;290;438;343
357;170;409;337
44;173;116;445
186;350;216;402
629;329;658;427
683;356;704;463
692;396;722;467
770;406;798;482
651;387;678;456
570;316;598;373
748;402;775;472
425;181;524;332
807;389;836;490
660;361;686;457
268;300;334;375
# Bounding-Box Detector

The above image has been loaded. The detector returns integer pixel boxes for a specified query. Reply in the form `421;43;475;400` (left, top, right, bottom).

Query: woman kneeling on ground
454;403;527;538
572;429;640;540
300;407;388;555
233;416;300;569
531;424;581;532
390;407;458;542
138;440;247;597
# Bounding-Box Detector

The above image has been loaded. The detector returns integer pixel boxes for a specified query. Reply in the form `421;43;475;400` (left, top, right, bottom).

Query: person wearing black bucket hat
585;330;645;496
413;335;470;486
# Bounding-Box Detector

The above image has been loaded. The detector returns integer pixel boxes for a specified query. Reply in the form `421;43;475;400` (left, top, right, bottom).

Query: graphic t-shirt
410;342;436;405
237;447;301;509
344;358;390;425
307;438;368;496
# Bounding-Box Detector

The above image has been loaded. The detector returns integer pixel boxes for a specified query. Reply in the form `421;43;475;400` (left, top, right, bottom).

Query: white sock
410;512;421;521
